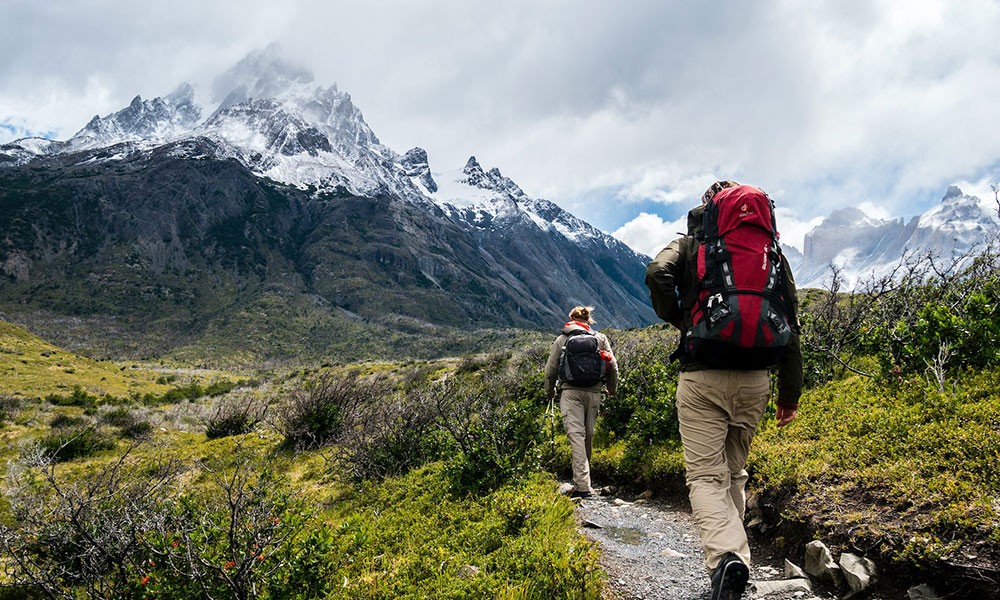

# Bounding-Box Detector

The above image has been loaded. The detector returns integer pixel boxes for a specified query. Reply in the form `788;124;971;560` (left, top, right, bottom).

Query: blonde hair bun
569;305;595;324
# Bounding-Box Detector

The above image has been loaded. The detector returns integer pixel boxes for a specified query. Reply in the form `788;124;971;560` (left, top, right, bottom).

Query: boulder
784;558;808;580
839;552;877;593
907;584;942;599
751;578;813;596
804;540;843;586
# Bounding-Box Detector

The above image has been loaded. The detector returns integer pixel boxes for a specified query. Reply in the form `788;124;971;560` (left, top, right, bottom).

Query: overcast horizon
3;0;1000;257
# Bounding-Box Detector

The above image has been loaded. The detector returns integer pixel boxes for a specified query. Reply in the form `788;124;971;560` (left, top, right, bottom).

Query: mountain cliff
789;186;999;289
0;46;655;362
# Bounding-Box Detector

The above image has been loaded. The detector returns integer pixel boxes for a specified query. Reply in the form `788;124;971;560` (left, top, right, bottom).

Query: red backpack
684;185;792;369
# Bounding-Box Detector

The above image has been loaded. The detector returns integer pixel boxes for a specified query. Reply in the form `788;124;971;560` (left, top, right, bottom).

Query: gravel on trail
571;488;840;600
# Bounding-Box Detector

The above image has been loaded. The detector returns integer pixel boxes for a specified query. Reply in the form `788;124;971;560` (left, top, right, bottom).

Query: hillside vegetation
0;320;171;399
0;240;998;598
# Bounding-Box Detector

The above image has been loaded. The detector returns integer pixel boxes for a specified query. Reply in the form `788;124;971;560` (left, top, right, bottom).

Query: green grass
321;464;604;599
0;320;171;399
750;368;1000;563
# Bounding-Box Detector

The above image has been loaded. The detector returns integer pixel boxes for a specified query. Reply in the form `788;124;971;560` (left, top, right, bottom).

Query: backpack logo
686;185;792;369
558;330;607;387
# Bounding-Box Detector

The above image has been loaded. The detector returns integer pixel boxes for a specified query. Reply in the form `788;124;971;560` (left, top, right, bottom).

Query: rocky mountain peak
401;147;437;192
212;42;314;109
69;84;202;150
943;185;963;201
792;186;998;289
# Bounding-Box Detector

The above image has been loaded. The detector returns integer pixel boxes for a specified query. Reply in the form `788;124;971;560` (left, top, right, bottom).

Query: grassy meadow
1;243;999;598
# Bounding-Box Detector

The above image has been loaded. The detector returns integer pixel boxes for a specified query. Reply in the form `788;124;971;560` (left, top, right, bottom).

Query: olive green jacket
644;204;803;409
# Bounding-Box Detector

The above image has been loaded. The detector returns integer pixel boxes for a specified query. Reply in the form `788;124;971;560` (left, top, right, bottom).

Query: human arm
644;238;689;329
776;255;803;412
775;405;797;427
544;336;563;400
598;334;618;396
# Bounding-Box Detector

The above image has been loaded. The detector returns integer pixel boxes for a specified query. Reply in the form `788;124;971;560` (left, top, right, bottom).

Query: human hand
775;406;797;427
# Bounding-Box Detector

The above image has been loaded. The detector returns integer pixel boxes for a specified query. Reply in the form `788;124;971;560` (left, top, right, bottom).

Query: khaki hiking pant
676;369;770;571
560;387;602;494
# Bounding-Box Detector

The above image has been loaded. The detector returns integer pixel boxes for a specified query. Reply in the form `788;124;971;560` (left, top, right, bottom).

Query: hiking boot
569;489;593;499
710;553;749;600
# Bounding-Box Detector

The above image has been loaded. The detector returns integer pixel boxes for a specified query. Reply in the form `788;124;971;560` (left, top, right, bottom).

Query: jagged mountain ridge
789;186;999;289
0;46;655;361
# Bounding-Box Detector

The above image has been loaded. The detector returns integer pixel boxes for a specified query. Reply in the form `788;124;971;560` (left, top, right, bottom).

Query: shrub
600;328;680;447
332;385;445;481
0;443;318;600
204;393;267;439
800;238;1000;384
276;372;389;451
119;420;153;441
50;413;89;429
96;406;153;440
0;447;180;598
435;373;546;494
0;395;20;423
44;385;98;408
98;406;136;428
34;426;117;463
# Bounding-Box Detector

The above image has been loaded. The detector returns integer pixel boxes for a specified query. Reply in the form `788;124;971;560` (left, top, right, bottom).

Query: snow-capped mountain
0;45;656;360
1;43;638;259
790;186;999;289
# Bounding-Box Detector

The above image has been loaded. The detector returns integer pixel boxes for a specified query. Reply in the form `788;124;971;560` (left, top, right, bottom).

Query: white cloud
773;208;825;254
613;212;688;259
2;0;1000;243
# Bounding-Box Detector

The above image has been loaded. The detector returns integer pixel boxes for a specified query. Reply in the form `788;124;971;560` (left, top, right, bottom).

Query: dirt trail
573;491;840;600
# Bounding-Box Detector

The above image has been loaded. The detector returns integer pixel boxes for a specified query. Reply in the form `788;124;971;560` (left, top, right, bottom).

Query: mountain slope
0;140;646;361
0;46;657;361
790;186;999;288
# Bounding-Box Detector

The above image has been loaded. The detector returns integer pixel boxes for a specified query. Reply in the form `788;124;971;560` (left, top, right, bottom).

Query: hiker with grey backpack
645;181;803;600
544;305;618;498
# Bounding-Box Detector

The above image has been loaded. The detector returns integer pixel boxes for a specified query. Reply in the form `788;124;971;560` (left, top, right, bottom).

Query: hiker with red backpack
645;181;803;600
545;306;618;498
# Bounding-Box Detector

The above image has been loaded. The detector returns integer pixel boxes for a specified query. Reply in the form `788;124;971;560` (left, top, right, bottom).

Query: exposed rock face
0;141;654;359
790;187;998;289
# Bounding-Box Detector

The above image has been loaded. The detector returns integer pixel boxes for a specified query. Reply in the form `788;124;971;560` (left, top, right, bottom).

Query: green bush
0;395;20;423
0;442;318;600
98;406;137;427
119;420;153;440
44;385;98;408
36;426;117;462
599;328;679;446
50;412;89;429
277;373;389;451
204;394;265;439
333;386;447;481
436;374;546;495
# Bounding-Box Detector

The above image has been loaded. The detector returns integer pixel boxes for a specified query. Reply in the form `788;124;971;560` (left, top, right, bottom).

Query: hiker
645;181;802;600
544;305;618;498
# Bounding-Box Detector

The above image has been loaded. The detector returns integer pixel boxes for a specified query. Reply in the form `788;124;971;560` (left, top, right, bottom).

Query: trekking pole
544;390;558;444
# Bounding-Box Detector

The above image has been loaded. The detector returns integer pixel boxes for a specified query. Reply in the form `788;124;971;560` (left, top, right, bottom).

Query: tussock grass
750;368;1000;563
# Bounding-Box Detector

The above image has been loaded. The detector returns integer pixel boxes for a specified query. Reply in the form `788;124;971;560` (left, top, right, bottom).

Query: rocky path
571;488;843;600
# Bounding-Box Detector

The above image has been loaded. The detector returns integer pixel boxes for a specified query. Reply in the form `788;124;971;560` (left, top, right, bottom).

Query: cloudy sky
3;0;1000;256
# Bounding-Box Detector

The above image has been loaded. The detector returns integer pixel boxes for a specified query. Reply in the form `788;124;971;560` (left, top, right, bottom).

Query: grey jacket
544;321;619;400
